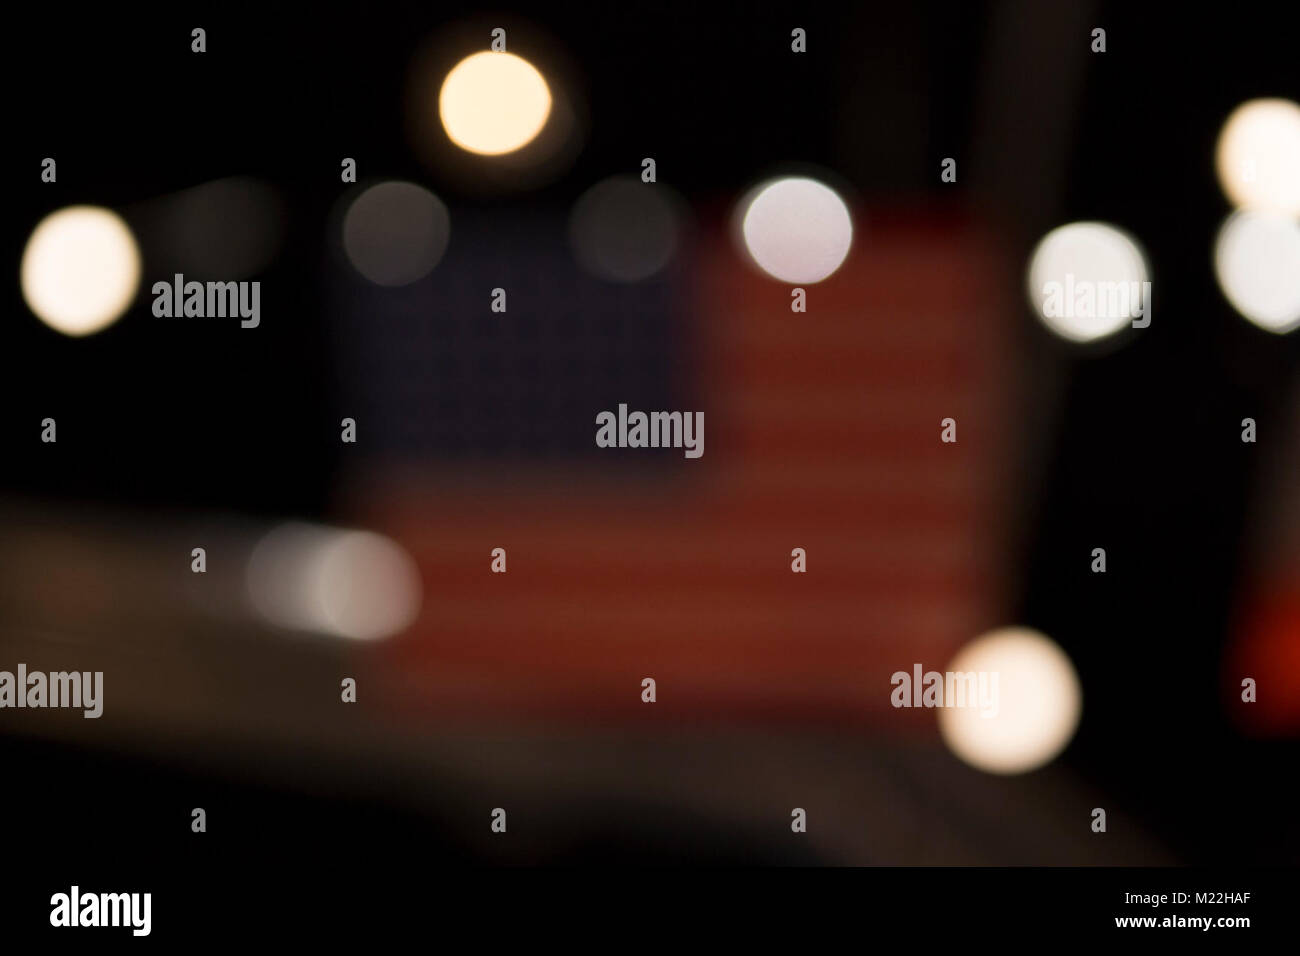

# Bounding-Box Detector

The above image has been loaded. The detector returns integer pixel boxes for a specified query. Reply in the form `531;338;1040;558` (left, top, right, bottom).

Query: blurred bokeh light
342;181;451;286
1214;209;1300;334
439;51;552;156
246;522;422;641
569;175;683;282
737;177;853;284
938;627;1083;775
1215;98;1300;217
141;176;287;279
1026;221;1149;343
21;205;141;336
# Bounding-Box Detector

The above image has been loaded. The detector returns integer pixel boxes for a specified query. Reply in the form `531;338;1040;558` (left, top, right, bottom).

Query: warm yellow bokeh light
438;51;551;155
21;206;142;336
1215;98;1300;216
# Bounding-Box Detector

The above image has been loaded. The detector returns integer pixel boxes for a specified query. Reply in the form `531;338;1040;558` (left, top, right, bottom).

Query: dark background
2;0;1298;936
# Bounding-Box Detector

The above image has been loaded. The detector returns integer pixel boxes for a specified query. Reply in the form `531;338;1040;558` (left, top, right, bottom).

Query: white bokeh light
1215;98;1300;217
1214;210;1300;334
738;177;853;284
439;51;552;156
246;523;423;642
1026;221;1150;343
937;627;1082;775
21;206;142;336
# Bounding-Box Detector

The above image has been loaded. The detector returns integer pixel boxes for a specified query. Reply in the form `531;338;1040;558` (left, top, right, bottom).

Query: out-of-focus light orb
246;523;422;642
1214;209;1300;334
1026;221;1149;343
938;627;1082;776
342;181;451;286
439;51;552;155
739;177;853;283
162;177;287;278
569;176;682;282
21;205;141;336
1215;98;1300;216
